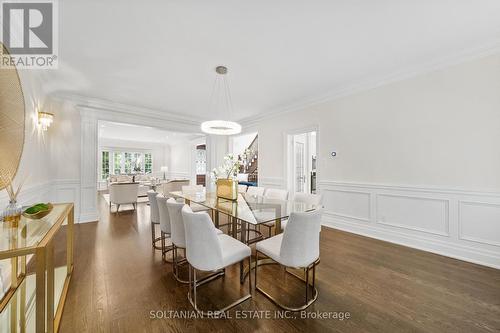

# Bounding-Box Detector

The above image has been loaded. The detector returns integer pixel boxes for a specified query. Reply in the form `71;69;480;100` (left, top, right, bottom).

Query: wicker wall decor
0;43;25;190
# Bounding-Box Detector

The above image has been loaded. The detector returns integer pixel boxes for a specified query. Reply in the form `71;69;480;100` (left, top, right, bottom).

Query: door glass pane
124;152;132;174
295;141;304;192
101;151;109;180
144;153;152;174
132;152;142;173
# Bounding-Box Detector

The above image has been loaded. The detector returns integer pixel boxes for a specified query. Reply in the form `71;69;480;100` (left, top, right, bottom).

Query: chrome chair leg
151;223;163;250
187;261;251;317
161;233;174;263
172;245;189;284
255;250;319;311
161;231;166;261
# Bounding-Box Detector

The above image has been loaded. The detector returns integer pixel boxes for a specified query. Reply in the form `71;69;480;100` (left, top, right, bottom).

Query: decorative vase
2;200;23;227
216;178;238;201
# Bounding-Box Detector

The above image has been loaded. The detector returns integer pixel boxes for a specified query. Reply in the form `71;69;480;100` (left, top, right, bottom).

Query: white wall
169;142;192;180
250;53;500;268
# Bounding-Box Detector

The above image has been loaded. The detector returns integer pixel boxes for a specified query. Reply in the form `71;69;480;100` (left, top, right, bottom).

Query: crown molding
239;40;500;127
50;92;204;127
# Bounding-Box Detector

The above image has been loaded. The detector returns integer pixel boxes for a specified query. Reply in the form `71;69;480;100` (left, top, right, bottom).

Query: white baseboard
78;212;99;223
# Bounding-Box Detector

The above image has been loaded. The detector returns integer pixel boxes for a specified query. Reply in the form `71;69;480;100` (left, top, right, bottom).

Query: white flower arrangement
211;149;253;181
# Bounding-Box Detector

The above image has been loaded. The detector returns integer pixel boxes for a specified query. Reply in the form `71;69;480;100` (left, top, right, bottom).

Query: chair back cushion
293;192;323;206
166;198;186;248
182;205;223;271
246;186;265;197
156;195;170;233
162;180;190;196
181;185;204;195
147;190;160;223
280;208;323;267
237;184;248;193
109;183;139;204
264;188;289;201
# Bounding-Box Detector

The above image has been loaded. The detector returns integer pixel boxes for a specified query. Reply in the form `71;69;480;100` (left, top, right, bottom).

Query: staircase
240;135;258;183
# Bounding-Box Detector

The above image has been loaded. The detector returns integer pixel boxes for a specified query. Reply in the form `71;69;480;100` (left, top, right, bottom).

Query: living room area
97;120;206;213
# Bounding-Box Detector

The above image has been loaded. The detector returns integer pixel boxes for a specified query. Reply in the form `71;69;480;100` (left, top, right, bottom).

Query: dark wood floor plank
58;195;500;333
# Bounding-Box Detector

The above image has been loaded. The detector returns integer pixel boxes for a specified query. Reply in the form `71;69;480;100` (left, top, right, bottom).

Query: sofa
108;174;153;196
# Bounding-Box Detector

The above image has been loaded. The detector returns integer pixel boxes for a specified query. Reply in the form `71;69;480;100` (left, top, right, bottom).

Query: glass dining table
170;191;318;243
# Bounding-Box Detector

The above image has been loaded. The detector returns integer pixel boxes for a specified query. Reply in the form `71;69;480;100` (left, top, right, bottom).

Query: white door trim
283;125;320;194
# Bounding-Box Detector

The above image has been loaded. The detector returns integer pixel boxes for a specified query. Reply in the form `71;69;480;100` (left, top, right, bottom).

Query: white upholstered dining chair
162;179;190;196
276;192;324;231
182;205;252;315
108;182;139;213
293;192;323;206
261;188;289;237
182;185;211;214
147;190;161;250
263;188;289;200
156;195;174;262
238;184;248;193
167;199;224;283
255;208;323;311
246;186;265;197
166;198;189;283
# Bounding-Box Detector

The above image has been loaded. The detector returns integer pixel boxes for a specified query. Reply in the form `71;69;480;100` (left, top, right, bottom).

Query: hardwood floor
58;195;500;333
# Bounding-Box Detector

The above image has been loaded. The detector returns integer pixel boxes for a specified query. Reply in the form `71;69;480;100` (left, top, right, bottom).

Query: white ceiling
98;121;201;145
49;0;500;121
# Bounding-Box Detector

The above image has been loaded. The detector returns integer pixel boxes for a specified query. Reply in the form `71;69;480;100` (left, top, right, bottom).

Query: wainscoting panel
459;201;500;247
323;189;371;222
51;179;82;222
319;181;500;269
376;194;449;236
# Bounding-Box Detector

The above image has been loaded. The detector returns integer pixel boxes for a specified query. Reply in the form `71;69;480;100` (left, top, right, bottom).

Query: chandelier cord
223;74;234;121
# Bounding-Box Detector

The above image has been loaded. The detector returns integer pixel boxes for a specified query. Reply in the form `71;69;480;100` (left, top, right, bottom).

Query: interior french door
294;141;305;192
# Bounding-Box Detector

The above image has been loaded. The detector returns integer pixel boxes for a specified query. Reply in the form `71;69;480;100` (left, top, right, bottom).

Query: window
132;152;142;173
144;153;152;174
124;152;132;174
113;152;122;175
196;148;206;175
105;151;153;175
101;151;110;180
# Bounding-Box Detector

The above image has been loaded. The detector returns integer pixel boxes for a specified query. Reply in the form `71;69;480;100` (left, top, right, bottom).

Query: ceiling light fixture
201;66;242;135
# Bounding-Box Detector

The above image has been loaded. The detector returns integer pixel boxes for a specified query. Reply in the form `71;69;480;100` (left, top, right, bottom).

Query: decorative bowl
22;203;53;219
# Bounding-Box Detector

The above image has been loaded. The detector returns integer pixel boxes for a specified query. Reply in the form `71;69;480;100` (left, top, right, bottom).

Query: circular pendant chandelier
201;66;242;135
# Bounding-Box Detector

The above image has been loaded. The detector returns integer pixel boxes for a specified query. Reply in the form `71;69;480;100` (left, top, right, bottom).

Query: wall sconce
38;112;54;131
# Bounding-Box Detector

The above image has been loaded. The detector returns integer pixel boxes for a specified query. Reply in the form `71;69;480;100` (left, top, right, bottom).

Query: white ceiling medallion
201;66;242;136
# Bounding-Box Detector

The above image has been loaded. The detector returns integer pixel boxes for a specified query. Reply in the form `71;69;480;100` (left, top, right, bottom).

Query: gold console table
0;203;74;333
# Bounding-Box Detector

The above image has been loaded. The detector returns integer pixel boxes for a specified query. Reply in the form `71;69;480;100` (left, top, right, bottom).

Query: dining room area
1;1;500;332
